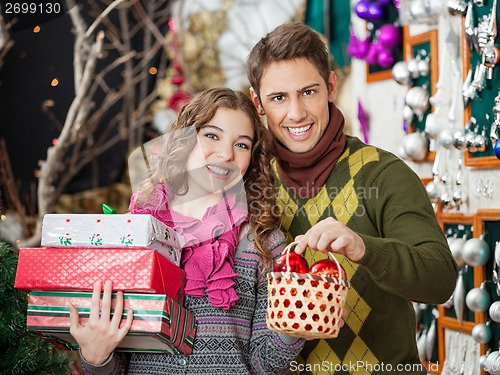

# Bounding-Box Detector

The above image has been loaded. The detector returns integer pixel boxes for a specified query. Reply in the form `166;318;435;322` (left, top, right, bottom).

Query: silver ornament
425;309;438;361
465;287;490;312
417;59;430;77
438;128;454;149
402;105;414;127
465;131;477;152
413;303;422;323
424;112;442;140
452;129;467;150
407;58;420;79
405;86;430;121
485;351;500;374
462;237;491;267
417;328;428;363
495;241;500;268
392;61;411;85
398;144;409;160
449;236;466;267
489;301;500;323
472;323;492;344
473;133;488;153
453;270;465;323
402;132;429;161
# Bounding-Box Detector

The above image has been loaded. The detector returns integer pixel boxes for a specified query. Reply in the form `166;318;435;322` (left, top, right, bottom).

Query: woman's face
185;107;254;196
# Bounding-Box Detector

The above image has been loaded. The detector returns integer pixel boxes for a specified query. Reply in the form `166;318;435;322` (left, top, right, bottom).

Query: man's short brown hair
246;21;331;101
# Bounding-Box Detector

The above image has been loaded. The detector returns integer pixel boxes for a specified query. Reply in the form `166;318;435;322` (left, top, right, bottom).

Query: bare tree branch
18;0;173;247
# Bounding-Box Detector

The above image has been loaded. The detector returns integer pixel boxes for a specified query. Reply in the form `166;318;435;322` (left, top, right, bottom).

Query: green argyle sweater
273;136;458;375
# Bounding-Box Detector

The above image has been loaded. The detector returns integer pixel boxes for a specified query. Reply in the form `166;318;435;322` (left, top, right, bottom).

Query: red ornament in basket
267;241;350;339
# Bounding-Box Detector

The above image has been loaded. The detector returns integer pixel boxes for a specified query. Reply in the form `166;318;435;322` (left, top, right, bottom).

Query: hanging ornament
168;64;191;111
401;132;429;161
417;327;428;363
465;282;491;312
425;309;439;361
377;24;401;50
392;61;411;85
376;45;395;68
449;235;466;267
347;25;361;58
462;236;490;267
472;322;492;344
494;139;500;159
358;99;370;144
453;268;465;323
489;301;500;323
167;18;191;112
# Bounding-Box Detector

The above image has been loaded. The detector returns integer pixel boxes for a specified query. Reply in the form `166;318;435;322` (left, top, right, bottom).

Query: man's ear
249;87;265;116
328;71;338;103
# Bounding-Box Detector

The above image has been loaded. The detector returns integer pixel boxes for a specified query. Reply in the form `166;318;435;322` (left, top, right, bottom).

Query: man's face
250;58;337;153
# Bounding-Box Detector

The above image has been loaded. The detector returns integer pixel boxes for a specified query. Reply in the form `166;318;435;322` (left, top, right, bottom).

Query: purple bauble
347;39;360;58
378;24;401;50
357;37;371;59
365;43;379;65
378;0;393;5
377;46;395;68
354;0;370;20
347;27;360;58
495;140;500;159
367;2;384;21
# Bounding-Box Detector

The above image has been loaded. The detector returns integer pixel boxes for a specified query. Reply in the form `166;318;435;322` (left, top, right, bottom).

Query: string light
50;78;59;87
33;26;41;33
149;67;158;75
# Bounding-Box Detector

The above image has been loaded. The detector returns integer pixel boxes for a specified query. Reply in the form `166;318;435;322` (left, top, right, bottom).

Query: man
247;21;458;374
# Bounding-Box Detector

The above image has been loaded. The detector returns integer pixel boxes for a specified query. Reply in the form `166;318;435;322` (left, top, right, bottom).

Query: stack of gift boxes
14;213;197;355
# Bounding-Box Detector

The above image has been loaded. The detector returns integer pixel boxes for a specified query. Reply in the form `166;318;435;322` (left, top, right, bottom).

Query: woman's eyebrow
201;124;254;143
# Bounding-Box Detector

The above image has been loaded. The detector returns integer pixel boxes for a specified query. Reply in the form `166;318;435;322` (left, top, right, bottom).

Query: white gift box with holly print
41;214;185;266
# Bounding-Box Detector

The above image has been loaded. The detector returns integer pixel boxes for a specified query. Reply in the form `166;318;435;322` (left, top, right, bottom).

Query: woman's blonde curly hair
136;87;279;269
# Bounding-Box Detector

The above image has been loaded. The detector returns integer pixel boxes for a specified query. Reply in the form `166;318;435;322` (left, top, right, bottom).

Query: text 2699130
3;2;62;15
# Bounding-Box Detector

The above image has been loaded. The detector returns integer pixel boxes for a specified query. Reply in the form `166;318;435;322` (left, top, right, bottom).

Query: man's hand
294;217;366;262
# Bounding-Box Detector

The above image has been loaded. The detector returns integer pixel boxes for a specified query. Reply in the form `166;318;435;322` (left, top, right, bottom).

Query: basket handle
282;241;343;276
281;241;299;274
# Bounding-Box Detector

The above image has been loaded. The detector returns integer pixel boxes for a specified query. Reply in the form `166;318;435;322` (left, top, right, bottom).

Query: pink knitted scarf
129;184;248;310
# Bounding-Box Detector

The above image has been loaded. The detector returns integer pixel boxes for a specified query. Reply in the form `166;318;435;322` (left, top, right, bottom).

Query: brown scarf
274;103;347;199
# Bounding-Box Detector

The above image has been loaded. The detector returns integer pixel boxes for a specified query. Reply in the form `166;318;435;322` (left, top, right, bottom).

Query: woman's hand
68;280;133;366
294;217;366;262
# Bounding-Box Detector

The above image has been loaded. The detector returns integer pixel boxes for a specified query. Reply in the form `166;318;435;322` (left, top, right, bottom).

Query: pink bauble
378;24;401;50
393;0;401;9
354;0;370;19
377;46;395;68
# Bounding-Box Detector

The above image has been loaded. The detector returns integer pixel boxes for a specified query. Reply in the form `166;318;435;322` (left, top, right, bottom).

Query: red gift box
27;291;197;354
15;247;185;302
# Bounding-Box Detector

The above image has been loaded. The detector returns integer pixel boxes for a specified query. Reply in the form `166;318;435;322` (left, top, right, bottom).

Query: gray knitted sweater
81;229;304;375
